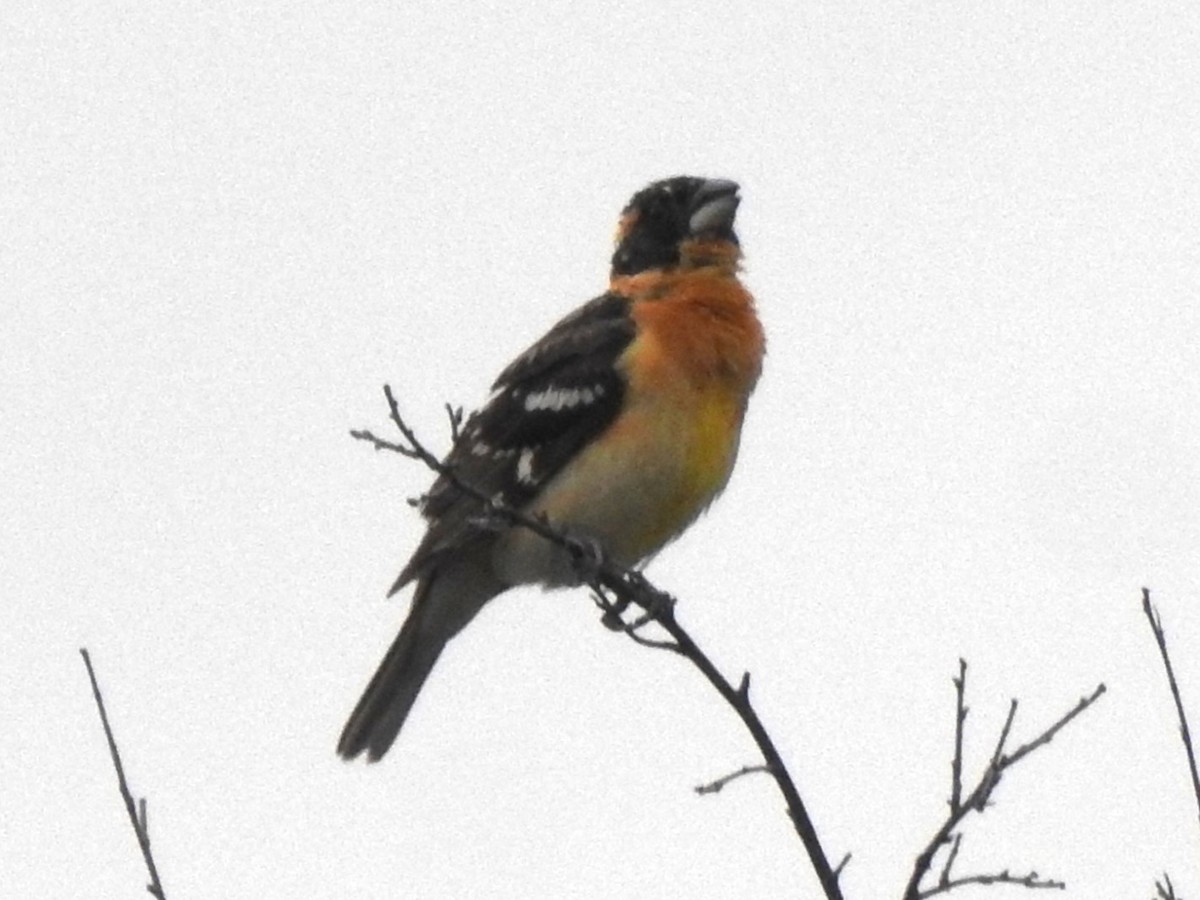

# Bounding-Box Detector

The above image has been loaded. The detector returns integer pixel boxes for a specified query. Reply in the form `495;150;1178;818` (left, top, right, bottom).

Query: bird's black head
611;176;741;277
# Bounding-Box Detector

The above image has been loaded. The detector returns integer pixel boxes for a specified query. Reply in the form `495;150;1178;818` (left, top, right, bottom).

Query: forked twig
903;659;1105;899
1155;871;1180;900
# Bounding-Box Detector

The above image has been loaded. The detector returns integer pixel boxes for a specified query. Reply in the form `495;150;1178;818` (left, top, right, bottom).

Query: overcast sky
5;1;1200;897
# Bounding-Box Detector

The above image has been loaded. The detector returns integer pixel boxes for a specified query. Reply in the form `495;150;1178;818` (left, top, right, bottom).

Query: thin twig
444;403;464;442
695;764;773;795
902;663;1105;900
921;869;1065;897
950;659;967;814
355;386;846;900
970;699;1018;811
622;629;682;652
937;834;963;888
1155;871;1179;900
991;700;1018;769
1142;588;1200;839
1000;688;1106;770
834;853;853;878
80;648;167;900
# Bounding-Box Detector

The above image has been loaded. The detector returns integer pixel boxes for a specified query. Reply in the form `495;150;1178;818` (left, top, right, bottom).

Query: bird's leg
564;531;607;585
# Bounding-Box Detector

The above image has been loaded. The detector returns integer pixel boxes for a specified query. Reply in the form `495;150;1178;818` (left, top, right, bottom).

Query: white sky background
4;1;1200;897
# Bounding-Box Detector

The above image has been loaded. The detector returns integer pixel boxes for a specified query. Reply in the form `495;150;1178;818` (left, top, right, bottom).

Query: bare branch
80;648;167;900
903;662;1105;900
356;387;847;900
1142;588;1200;840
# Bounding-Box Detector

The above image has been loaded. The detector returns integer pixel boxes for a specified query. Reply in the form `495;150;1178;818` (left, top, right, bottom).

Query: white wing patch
469;437;520;462
516;448;536;485
523;384;605;413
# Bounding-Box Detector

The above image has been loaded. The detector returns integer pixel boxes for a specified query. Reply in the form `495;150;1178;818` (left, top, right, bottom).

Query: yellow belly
492;384;746;587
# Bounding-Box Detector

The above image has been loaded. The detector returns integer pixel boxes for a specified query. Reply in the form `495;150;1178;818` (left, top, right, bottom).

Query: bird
338;176;765;761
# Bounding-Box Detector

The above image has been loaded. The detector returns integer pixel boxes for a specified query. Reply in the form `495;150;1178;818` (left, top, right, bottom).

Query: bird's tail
338;551;505;761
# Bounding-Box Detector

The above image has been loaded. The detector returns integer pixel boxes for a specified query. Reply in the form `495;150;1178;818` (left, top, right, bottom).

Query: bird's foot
565;532;607;584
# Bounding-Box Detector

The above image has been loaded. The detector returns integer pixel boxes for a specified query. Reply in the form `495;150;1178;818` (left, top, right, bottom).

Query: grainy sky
4;1;1200;897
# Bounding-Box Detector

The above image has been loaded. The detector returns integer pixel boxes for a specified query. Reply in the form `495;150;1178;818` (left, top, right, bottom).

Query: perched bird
338;176;765;761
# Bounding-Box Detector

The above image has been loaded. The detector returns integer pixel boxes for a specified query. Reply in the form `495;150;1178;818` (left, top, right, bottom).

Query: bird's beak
688;179;740;236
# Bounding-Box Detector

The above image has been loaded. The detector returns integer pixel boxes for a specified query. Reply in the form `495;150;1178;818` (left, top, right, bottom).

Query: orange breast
618;267;764;398
493;267;764;587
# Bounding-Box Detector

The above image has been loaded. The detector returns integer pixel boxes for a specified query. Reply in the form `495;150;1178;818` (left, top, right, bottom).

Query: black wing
392;291;636;591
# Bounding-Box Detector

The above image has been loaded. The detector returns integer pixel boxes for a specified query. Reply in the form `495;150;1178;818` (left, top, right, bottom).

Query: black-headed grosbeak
339;176;765;761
